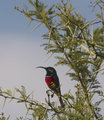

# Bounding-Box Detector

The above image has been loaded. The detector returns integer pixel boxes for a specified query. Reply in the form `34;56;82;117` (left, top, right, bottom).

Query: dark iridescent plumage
37;66;65;107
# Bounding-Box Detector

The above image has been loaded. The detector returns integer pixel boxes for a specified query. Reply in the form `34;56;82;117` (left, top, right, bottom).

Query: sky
0;0;103;119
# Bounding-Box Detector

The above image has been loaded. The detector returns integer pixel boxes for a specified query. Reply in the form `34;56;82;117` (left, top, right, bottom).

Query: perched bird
37;66;65;107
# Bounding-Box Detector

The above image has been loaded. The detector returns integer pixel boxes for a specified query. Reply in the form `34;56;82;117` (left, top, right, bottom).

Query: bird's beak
36;66;46;70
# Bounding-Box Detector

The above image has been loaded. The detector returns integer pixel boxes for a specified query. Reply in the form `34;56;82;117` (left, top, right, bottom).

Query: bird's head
37;66;57;76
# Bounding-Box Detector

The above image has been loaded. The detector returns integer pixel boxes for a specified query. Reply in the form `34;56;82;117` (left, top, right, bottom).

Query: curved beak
36;66;46;70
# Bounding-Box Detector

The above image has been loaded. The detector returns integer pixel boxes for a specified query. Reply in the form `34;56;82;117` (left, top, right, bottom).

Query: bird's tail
59;96;65;107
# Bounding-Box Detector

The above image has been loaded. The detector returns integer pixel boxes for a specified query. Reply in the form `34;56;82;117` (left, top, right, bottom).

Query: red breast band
45;77;54;86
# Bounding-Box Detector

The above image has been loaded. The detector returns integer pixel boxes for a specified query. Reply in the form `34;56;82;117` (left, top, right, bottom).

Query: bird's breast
45;76;54;86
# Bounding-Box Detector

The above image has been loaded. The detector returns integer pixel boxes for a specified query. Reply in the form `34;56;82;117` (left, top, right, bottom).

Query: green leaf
28;0;34;6
3;90;12;96
41;4;46;19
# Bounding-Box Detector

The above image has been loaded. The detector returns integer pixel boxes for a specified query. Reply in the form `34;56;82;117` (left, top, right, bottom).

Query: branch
0;93;47;109
64;53;99;119
46;90;64;114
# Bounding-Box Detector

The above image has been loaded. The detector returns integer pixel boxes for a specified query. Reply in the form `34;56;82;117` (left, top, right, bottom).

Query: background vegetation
0;0;104;119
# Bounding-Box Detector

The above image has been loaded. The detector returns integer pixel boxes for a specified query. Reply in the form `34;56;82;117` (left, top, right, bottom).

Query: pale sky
0;0;103;119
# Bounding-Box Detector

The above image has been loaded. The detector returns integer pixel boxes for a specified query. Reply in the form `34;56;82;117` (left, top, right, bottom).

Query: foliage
0;0;104;119
0;113;10;120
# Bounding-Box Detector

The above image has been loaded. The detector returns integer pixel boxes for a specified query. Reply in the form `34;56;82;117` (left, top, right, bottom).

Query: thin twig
32;23;42;32
46;90;65;114
0;93;47;109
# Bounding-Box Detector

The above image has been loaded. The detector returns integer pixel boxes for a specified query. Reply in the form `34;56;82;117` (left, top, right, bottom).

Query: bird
37;66;65;107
